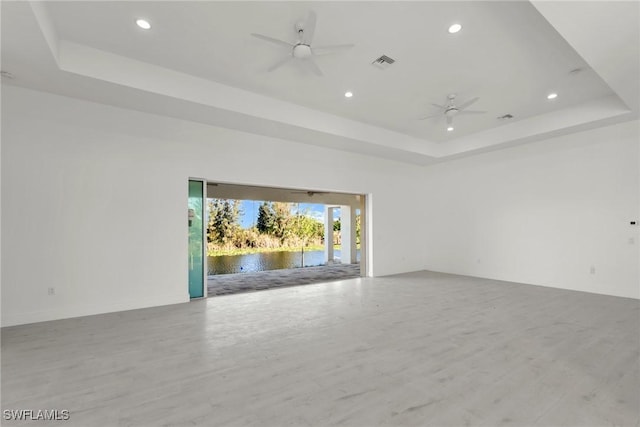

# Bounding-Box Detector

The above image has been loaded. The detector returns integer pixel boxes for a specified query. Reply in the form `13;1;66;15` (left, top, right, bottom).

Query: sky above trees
238;200;328;229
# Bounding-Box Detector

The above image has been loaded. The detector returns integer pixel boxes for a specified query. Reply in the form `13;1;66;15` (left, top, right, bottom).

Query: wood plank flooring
2;271;639;426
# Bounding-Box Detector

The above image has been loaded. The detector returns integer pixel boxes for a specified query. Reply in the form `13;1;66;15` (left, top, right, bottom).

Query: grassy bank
207;244;362;257
208;245;325;257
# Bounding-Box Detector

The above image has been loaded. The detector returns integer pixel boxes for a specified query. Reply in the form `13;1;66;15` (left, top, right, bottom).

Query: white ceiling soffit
1;1;637;166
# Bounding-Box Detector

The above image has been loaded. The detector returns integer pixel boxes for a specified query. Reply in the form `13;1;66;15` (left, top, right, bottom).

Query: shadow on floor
207;263;361;296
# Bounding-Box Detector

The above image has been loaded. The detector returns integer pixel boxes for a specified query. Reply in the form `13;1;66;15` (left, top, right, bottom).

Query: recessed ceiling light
448;23;462;34
344;91;353;98
136;19;151;30
547;93;558;100
447;126;454;132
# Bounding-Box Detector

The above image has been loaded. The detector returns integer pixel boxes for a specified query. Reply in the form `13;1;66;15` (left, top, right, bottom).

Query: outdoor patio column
340;205;358;264
324;206;334;264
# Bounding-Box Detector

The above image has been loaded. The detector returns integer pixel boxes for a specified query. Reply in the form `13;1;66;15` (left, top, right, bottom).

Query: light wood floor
2;271;639;427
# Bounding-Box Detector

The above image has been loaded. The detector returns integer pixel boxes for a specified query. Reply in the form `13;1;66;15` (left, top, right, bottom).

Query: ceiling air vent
372;55;395;70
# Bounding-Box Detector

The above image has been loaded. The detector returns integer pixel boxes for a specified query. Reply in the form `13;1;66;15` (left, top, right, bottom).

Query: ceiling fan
420;94;486;127
291;190;328;197
251;11;354;76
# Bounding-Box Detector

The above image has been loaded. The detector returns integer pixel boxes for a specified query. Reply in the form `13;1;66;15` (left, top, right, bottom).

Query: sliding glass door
188;180;205;298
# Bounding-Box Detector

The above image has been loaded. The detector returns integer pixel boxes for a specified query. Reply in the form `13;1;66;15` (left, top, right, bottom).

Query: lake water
208;249;360;275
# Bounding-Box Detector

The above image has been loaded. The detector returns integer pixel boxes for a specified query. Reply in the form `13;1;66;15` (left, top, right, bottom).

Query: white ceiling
2;1;638;165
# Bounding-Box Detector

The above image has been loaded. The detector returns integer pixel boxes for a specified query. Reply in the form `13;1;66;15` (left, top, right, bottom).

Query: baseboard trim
420;268;640;300
1;292;190;327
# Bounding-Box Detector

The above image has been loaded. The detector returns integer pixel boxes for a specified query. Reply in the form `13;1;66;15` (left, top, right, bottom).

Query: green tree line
207;200;324;255
206;199;361;256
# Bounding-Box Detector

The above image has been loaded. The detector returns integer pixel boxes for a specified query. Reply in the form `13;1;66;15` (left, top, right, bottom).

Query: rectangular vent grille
372;55;396;69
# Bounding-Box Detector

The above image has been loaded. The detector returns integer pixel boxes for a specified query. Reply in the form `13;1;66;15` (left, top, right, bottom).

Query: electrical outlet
47;287;55;295
590;266;596;275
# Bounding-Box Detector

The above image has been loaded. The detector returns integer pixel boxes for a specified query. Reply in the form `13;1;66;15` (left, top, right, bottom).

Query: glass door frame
188;178;208;299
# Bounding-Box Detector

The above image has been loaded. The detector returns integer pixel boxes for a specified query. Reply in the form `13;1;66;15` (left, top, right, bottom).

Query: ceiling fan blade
306;58;323;76
312;44;355;55
430;103;446;110
418;114;440;120
457;97;479;110
251;33;293;49
458;110;486;115
446;116;453;125
267;55;294;72
302;10;317;45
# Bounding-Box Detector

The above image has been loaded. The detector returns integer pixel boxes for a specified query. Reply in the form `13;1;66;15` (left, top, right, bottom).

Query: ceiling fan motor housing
445;107;459;117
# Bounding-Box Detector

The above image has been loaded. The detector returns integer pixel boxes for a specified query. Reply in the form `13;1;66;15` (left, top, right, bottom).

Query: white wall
1;86;427;326
421;120;640;299
3;85;638;327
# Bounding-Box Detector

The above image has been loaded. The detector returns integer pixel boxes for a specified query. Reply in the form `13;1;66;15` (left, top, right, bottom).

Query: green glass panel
188;180;204;298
